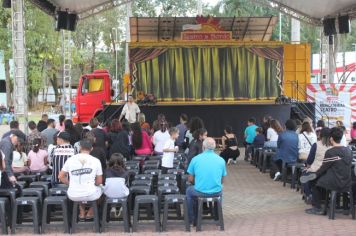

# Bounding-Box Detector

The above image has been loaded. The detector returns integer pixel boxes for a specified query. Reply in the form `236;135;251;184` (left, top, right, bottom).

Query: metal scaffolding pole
62;30;72;119
124;1;132;74
11;0;28;134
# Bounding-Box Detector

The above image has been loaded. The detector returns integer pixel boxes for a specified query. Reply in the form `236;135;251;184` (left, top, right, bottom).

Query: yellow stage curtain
134;47;280;101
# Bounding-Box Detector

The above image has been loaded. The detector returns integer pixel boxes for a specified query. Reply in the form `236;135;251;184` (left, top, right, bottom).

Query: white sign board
307;83;356;129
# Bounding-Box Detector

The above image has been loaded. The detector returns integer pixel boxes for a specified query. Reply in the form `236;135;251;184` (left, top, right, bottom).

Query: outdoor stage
141;103;292;141
103;102;293;142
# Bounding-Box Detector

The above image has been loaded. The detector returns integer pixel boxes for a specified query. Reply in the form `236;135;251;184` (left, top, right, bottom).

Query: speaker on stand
338;15;350;34
67;13;78;32
55;11;78;32
2;0;11;8
323;18;336;36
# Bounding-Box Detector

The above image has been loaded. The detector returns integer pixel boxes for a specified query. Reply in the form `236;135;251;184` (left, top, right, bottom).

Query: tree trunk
50;73;59;104
4;59;11;106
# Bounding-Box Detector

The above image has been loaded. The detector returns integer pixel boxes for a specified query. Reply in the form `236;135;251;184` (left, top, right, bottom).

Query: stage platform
102;102;294;143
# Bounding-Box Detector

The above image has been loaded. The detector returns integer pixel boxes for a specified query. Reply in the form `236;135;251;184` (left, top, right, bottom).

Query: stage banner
181;31;232;41
307;83;356;129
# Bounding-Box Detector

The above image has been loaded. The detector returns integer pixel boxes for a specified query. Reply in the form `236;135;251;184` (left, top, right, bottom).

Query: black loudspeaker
67;13;78;31
2;0;11;8
56;11;68;31
338;15;350;34
55;11;78;32
323;18;336;36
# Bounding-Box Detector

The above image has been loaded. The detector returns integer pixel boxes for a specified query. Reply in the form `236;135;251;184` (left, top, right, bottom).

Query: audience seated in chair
243;118;258;161
58;139;103;220
302;128;331;204
272;119;299;181
28;138;48;174
12;141;29;175
264;119;283;148
186;128;207;167
300;127;352;215
298;121;317;161
186;137;227;226
104;153;129;199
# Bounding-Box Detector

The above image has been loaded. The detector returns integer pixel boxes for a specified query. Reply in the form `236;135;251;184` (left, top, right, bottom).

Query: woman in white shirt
12;142;29;174
264;119;283;148
298;122;317;161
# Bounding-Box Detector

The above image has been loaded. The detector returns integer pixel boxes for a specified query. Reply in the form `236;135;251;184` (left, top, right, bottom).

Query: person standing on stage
119;95;140;123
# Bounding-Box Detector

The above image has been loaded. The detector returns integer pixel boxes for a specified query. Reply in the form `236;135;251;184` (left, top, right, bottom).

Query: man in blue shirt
272;119;299;180
186;137;227;225
244;117;258;161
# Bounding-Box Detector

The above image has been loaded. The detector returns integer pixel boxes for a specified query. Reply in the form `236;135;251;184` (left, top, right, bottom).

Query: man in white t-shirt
119;95;140;123
153;121;170;154
58;139;103;220
162;127;179;173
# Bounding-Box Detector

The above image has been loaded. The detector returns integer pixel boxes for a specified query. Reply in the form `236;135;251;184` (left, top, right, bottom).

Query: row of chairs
250;147;356;220
0;154;224;234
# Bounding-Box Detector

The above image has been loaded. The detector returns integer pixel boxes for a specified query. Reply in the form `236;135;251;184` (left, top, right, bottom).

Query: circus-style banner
307;83;356;129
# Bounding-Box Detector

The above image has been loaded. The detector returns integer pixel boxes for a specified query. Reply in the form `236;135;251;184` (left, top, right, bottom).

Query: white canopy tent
266;0;356;25
27;0;356;24
10;0;356;131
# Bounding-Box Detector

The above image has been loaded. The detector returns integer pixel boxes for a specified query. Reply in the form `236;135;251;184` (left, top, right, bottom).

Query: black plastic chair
159;174;177;181
324;188;355;220
0;197;9;234
162;194;190;232
71;200;100;233
42;196;70;233
101;197;130;233
132;195;160;232
196;196;224;231
157;179;178;187
11;197;41;234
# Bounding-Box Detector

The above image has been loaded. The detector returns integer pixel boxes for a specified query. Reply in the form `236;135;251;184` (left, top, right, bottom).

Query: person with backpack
298;122;317;161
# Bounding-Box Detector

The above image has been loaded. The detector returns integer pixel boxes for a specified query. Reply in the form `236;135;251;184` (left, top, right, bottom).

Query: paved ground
2;123;356;235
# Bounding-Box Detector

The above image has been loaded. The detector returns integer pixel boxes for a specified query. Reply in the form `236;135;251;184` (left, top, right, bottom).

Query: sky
202;0;220;7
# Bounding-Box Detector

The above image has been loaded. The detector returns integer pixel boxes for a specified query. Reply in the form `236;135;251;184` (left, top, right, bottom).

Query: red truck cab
74;69;112;123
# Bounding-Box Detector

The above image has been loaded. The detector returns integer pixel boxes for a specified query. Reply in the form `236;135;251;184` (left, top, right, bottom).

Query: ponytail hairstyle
32;138;42;153
108;153;126;174
131;122;143;149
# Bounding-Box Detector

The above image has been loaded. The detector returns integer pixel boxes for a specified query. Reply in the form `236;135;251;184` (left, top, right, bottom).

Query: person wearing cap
58;139;103;220
0;130;23;183
49;131;75;186
119;95;140;123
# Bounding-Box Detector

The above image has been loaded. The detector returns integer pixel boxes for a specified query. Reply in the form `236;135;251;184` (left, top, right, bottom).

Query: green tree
25;3;62;106
0;7;12;106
